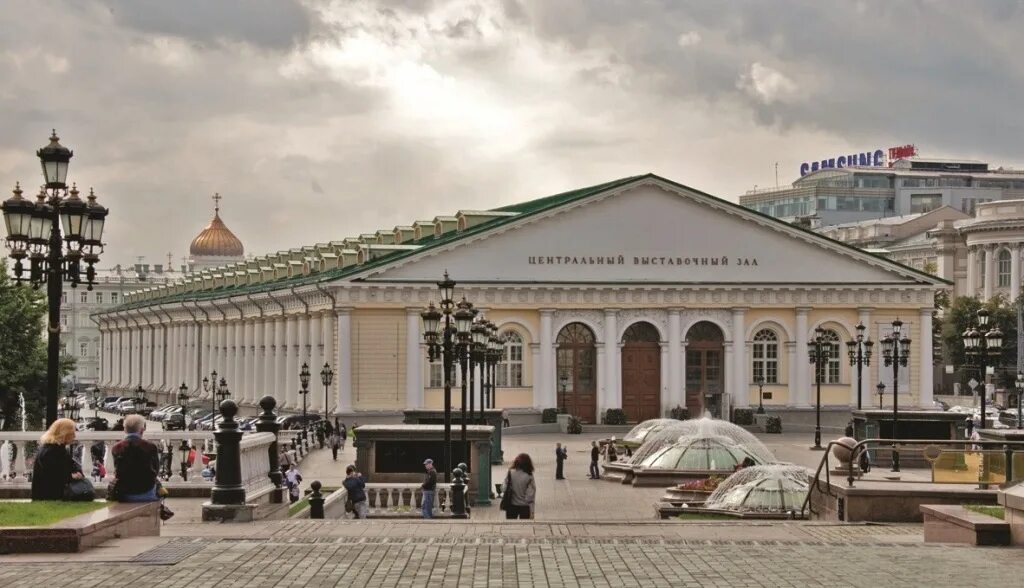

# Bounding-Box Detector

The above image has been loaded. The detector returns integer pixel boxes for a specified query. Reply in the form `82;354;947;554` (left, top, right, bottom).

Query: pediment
356;177;942;287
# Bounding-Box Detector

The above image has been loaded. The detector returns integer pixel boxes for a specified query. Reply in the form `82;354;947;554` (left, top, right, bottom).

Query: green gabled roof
100;172;947;315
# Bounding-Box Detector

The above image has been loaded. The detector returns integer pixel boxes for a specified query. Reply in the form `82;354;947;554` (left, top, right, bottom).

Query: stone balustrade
238;432;276;499
363;483;457;517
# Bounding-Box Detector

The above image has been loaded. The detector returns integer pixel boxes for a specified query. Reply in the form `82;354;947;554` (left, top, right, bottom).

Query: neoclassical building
96;175;945;421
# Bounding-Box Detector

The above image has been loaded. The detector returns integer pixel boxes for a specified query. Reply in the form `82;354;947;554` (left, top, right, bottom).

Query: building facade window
751;328;779;384
80;342;88;357
496;331;524;387
110;292;118;304
79;291;88;303
95;292;104;304
427;362;462;387
997;248;1012;287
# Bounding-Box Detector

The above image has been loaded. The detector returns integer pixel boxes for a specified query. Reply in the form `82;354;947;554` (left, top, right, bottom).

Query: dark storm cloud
100;0;315;50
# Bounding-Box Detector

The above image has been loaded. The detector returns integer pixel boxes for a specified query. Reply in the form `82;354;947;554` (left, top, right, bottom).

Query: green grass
288;499;309;516
0;501;108;527
676;512;737;521
963;504;1005;519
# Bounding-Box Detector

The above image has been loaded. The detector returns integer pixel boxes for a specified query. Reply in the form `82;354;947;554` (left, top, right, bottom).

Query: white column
603;309;618;410
252;320;264;403
668;309;682;411
285;315;297;408
1011;245;1022;302
143;325;152;388
187;323;197;389
984;245;996;300
241;320;253;404
539;309;555;409
530;343;541;408
731;308;748;407
967;246;978;296
405;308;422;409
336;309;352;412
659;343;669;415
165;324;176;389
263;318;275;403
723;342;733;418
322;313;335;413
234;319;245;403
297;315;310;410
309;315;322;411
793;307;810;407
273;317;286;405
200;323;211;386
919;307;934;409
680;340;688;410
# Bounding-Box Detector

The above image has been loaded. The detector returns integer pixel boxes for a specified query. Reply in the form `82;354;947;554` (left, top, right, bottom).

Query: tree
941;294;1018;389
0;261;75;430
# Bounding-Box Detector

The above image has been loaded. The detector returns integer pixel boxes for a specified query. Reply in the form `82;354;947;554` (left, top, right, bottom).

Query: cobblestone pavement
2;521;1022;588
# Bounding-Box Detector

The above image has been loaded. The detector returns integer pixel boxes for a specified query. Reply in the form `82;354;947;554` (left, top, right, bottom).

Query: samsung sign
799;149;885;176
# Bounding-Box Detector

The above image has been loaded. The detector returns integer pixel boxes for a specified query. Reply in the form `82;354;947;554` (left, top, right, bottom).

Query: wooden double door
685;321;725;418
557;323;597;423
621;322;661;423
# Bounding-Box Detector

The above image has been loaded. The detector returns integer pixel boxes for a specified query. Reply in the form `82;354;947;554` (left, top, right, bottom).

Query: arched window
497;331;524;387
997;249;1012;288
751;329;779;384
814;329;842;384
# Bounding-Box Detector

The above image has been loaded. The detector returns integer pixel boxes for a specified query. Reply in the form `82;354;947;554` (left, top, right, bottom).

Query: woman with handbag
31;418;88;501
502;453;536;520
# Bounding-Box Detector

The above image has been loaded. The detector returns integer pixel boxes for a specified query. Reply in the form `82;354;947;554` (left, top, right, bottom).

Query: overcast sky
2;0;1023;268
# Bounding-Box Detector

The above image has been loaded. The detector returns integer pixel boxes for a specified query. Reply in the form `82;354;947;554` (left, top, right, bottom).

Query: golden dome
190;195;244;257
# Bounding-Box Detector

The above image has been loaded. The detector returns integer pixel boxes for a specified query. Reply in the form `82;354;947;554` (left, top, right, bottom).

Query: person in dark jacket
555;443;567;480
343;465;368;519
589;441;600;479
31;418;83;500
421;458;437;519
110;415;160;502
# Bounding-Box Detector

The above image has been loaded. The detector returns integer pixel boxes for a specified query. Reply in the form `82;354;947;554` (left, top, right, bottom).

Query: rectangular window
429;363;442;387
80;342;88;357
95;292;104;304
909;193;943;214
62;291;68;304
110;292;118;304
80;291;88;303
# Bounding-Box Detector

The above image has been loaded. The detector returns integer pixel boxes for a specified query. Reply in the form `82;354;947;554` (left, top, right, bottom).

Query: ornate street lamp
66;389;81;421
1015;373;1024;430
807;327;831;450
962;308;1003;429
471;317;489;422
487;329;505;411
203;370;218;431
2;132;109;425
454;298;475;461
559;372;569;415
421;271;463;485
320;362;334;422
876;382;885;409
177;383;190;410
133;385;147;415
881;318;912;472
846;322;874;411
299;362;311;445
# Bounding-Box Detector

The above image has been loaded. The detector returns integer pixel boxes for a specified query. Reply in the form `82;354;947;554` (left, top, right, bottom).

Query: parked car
149;404;179;421
164;412;186;431
101;396;125;411
276;414;322;430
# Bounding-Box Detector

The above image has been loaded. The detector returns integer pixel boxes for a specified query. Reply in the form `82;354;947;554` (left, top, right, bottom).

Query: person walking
555;442;567;480
285;463;303;504
329;429;342;461
504;453;536;519
589;441;600;479
343;465;369;519
339;422;348;451
421;458;437;519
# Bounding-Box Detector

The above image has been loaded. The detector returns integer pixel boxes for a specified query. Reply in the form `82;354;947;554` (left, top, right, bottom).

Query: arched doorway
621;322;661;423
556;323;597;423
685;321;725;418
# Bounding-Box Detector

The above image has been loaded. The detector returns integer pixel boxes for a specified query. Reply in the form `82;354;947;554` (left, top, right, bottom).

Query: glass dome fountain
638;433;767;472
702;464;812;514
628;416;776;466
622;419;681;449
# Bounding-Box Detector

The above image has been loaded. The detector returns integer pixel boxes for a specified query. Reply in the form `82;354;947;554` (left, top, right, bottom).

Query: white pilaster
297;315;310;410
263;318;275;404
731;308;748;407
530;343;541;408
668;309;682;411
1012;245;1021;302
285;315;298;408
603;309;619;411
165;324;176;390
241;320;253;405
539;309;555;409
406;308;422;409
984;245;996;300
336;309;352;412
919;308;934;409
309;315;322;411
321;313;335;413
723;342;733;418
967;246;978;296
252;320;264;404
273;317;285;405
793;307;811;407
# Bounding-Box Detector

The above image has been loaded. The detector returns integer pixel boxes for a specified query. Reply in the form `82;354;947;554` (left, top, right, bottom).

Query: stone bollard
309;480;324;519
255;396;283;495
210;399;246;506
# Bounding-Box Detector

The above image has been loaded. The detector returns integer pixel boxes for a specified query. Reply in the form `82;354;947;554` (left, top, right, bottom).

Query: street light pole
882;318;912;473
421;271;463;484
1015;373;1024;430
2;132;109;426
299;362;311;446
320;362;334;423
755;376;765;414
808;327;830;450
962;309;1004;430
847;322;874;411
876;382;885;409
